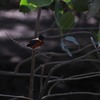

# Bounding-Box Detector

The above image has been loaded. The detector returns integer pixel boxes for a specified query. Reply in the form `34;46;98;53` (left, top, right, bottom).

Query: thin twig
0;94;30;99
48;81;60;95
35;61;62;73
5;33;32;50
14;51;49;73
34;48;99;73
40;30;93;40
40;64;45;92
48;76;64;95
0;70;58;79
48;71;100;83
38;27;99;36
38;48;100;100
42;92;100;100
14;57;31;73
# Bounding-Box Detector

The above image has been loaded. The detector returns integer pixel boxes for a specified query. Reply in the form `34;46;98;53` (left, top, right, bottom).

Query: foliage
19;0;100;56
19;0;75;31
60;36;79;56
59;12;75;30
63;0;71;3
88;0;100;18
69;0;89;12
17;0;100;100
19;0;53;12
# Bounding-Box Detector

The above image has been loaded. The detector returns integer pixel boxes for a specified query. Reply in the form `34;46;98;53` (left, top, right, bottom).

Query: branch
14;57;31;73
40;64;45;92
29;8;42;100
0;94;30;99
34;8;41;38
5;33;32;50
38;48;100;100
29;50;35;99
48;76;64;95
42;92;100;100
48;71;100;83
0;70;58;79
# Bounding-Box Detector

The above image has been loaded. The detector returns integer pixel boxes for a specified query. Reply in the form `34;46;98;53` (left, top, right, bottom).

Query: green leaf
69;0;88;12
19;0;53;13
63;0;71;3
19;0;37;13
28;0;53;7
88;0;100;18
59;12;74;30
19;5;31;13
54;0;63;28
19;0;30;12
20;0;28;5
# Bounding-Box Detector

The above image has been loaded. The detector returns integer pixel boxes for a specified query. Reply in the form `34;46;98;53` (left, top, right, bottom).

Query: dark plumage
39;35;45;40
26;35;44;49
26;38;38;47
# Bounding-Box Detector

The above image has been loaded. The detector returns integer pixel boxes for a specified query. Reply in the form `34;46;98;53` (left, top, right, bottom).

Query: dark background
0;0;100;100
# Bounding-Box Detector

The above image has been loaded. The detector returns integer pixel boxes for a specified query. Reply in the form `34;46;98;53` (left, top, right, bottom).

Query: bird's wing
27;38;39;47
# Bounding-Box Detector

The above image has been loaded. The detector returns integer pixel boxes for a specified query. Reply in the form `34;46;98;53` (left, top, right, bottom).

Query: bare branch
48;71;100;83
38;48;100;100
0;94;30;99
42;92;100;100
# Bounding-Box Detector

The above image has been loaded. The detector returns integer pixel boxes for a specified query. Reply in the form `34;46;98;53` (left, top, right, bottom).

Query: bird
26;35;44;49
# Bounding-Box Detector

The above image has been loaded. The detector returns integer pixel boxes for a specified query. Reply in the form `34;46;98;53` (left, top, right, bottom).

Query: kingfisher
26;35;44;49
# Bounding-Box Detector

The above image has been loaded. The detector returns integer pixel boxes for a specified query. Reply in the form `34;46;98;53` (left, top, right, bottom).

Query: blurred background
0;0;100;100
0;1;54;99
0;0;54;68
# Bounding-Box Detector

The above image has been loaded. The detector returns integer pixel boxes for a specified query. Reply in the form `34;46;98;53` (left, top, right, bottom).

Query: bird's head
39;35;45;40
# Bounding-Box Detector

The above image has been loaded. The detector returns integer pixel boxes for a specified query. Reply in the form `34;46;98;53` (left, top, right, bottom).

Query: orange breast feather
30;40;44;49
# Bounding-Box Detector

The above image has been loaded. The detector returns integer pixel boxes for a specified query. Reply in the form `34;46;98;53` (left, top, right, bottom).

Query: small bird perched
26;35;44;49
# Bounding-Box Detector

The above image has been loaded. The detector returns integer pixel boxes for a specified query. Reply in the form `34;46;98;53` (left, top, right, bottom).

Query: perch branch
29;50;35;99
29;8;41;100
